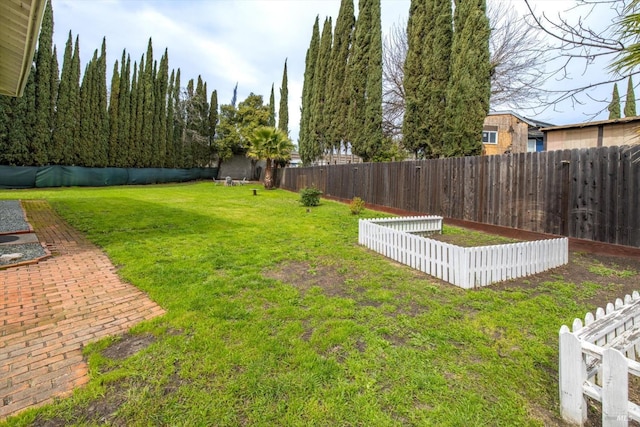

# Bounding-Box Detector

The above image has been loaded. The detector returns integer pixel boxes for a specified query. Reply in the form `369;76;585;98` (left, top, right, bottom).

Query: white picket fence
358;217;568;289
559;292;640;426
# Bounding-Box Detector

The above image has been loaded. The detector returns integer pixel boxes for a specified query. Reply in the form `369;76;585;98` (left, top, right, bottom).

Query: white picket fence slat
358;217;568;289
559;291;640;426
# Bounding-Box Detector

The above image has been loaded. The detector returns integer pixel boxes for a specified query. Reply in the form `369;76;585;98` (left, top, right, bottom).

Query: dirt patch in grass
264;261;350;298
32;381;128;427
491;252;640;310
102;333;156;360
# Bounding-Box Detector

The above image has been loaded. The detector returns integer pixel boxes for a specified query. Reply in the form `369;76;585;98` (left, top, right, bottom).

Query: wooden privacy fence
280;145;640;248
359;216;568;288
559;292;640;426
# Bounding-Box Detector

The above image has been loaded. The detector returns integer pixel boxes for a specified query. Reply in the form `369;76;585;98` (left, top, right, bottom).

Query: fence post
559;326;587;425
602;348;628;427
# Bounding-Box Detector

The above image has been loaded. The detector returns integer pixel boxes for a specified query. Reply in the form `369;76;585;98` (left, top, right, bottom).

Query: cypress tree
117;51;131;167
625;76;636;117
184;78;196;168
209;89;219;163
108;60;121;165
278;59;289;135
68;35;82;165
348;0;383;161
128;60;139;166
0;95;11;164
49;45;59;161
154;49;169;167
426;0;452;157
609;83;621;119
268;84;276;127
326;0;354;156
94;38;109;167
133;58;145;166
52;32;74;164
310;17;333;161
78;51;97;166
4;67;36;165
166;70;176;167
444;0;491;157
33;0;53;165
402;0;429;157
360;0;383;161
141;39;155;167
194;76;209;166
172;69;184;168
299;16;320;165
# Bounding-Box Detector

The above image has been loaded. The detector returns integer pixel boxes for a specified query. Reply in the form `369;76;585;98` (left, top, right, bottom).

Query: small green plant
588;263;636;278
300;187;322;207
350;197;366;215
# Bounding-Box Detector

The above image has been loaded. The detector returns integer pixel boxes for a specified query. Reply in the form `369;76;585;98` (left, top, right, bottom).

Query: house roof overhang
540;115;640;132
0;0;47;97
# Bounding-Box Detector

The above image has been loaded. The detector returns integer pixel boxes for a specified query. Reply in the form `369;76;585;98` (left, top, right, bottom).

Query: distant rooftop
488;110;555;128
540;115;640;132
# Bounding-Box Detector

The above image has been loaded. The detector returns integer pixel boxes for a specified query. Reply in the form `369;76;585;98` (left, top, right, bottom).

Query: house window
482;131;497;144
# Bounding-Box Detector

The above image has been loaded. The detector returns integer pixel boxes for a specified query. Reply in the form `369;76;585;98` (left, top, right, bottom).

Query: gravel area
0;243;47;266
0;200;30;233
0;200;47;266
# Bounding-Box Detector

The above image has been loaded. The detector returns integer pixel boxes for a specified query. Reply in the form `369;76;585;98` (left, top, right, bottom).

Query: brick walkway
0;200;165;420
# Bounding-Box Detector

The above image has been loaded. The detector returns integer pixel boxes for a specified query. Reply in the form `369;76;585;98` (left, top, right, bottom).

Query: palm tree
248;126;294;189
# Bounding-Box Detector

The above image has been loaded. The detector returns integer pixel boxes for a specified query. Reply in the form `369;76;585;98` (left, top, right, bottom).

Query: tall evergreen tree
426;0;452;157
33;0;53;165
268;84;276;127
278;59;289;135
108;59;121;165
348;0;383;161
360;0;383;161
78;50;97;166
51;32;72;164
443;0;491;157
609;83;621;119
0;96;11;164
326;0;354;156
402;0;429;157
310;17;333;160
68;35;82;164
172;69;184;168
49;45;59;161
625;76;636;117
117;51;131;167
154;49;169;167
166;70;176;167
3;67;36;165
94;38;109;166
129;60;140;166
299;16;320;165
209;89;219;164
140;39;155;166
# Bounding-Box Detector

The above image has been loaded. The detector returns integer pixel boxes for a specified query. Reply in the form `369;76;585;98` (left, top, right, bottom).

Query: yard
1;182;639;426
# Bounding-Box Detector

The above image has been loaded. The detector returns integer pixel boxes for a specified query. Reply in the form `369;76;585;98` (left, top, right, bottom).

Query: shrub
300;187;322;207
350;197;365;215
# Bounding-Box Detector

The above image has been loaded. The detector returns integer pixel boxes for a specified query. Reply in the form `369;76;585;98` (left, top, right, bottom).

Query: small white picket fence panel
559;292;640;426
358;217;568;289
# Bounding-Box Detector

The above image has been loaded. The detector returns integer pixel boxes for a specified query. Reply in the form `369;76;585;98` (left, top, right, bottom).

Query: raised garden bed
359;216;568;289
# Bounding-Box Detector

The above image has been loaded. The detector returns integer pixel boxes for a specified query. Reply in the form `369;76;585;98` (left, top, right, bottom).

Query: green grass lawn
0;182;623;426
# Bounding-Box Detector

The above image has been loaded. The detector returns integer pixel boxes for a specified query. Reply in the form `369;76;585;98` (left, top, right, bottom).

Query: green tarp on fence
0;166;217;189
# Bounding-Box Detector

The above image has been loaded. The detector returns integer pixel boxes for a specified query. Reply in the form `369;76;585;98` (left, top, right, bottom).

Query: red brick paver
0;200;165;420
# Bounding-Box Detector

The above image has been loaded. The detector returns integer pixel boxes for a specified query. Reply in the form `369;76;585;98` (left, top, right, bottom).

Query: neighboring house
482;111;554;155
0;0;47;97
541;116;640;151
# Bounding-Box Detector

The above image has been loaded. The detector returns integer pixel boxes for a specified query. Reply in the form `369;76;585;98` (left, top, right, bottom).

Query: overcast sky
51;0;618;143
